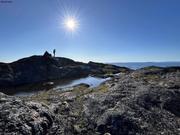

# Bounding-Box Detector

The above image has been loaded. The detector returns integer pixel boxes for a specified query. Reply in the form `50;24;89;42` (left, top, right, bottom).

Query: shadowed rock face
97;113;140;135
0;63;14;86
0;52;130;87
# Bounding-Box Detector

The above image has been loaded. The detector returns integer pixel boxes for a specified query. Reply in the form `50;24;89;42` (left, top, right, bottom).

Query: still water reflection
0;76;109;96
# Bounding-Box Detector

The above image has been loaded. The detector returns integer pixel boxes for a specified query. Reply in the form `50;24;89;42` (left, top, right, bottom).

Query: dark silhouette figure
53;49;56;57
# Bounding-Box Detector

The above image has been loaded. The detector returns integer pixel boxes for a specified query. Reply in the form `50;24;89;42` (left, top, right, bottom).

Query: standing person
53;49;56;57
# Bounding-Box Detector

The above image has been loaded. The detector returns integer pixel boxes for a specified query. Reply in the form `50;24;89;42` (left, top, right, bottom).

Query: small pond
0;76;110;96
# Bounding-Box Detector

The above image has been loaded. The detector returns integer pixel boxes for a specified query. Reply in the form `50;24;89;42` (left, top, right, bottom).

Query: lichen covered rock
0;92;60;135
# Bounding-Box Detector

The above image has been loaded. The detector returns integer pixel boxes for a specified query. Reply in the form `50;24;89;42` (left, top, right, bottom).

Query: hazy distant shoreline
112;62;180;69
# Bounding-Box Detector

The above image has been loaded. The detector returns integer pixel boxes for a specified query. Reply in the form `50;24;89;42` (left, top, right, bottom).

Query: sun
64;17;78;32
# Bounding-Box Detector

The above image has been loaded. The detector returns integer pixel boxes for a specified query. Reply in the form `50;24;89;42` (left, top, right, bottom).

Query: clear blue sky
0;0;180;63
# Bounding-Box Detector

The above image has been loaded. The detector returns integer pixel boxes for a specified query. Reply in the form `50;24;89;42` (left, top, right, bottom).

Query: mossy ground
25;82;110;106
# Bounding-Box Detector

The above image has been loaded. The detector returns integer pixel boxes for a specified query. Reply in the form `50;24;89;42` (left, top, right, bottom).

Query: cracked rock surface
0;92;61;135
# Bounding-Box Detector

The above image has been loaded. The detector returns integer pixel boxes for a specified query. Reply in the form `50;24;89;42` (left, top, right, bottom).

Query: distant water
112;62;180;70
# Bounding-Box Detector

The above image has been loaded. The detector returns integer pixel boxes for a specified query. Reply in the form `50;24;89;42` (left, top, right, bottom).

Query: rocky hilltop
0;52;130;87
0;66;180;134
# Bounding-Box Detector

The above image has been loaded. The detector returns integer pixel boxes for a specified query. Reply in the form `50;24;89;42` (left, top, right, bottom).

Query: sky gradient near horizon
0;0;180;63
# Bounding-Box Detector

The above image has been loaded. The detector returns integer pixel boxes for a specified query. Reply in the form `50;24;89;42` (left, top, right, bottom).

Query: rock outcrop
0;60;180;134
0;92;61;134
17;66;180;135
0;52;130;87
